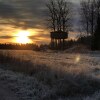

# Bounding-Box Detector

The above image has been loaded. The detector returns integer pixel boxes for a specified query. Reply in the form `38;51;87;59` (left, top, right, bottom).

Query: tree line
0;43;50;51
46;0;100;50
0;44;39;50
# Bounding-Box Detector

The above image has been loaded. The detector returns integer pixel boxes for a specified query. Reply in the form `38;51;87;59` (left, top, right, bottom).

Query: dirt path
0;81;20;100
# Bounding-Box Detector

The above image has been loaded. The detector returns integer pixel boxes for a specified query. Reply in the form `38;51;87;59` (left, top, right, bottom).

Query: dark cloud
0;1;25;28
0;2;22;20
0;36;13;39
0;33;49;40
8;0;47;28
0;0;80;30
17;0;47;28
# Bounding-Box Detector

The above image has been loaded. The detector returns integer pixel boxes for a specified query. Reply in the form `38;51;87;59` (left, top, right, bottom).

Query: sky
0;0;80;44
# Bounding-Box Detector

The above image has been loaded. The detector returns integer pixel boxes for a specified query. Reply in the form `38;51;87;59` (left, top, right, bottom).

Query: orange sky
0;0;80;44
0;26;78;44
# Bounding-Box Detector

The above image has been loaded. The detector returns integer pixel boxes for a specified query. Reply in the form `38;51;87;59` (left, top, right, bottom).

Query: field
0;50;100;100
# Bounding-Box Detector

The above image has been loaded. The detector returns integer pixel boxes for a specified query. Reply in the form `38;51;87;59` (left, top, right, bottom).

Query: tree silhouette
80;0;97;36
80;0;100;50
46;0;72;32
46;0;72;50
92;17;100;50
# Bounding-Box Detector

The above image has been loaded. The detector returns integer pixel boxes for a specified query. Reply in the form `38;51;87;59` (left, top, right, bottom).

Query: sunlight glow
16;30;32;44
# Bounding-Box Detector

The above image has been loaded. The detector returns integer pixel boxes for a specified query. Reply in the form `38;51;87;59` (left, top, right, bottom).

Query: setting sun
16;30;32;44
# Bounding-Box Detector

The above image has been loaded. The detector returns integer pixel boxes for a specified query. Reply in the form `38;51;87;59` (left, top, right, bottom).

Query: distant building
50;31;68;50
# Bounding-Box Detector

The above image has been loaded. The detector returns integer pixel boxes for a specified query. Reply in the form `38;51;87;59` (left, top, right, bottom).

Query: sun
16;30;32;44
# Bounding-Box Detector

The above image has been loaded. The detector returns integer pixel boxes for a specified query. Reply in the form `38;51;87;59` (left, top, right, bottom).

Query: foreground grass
0;52;100;100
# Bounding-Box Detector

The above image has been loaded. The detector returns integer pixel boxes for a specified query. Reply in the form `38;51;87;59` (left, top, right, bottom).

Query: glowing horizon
0;28;78;45
14;30;32;44
0;0;79;44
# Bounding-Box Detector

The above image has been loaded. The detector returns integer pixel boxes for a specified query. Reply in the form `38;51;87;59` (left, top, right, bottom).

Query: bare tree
46;0;72;32
46;0;56;31
80;0;90;35
80;0;97;36
89;0;97;35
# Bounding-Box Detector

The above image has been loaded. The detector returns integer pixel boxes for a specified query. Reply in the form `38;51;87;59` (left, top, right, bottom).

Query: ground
0;50;100;100
0;81;20;100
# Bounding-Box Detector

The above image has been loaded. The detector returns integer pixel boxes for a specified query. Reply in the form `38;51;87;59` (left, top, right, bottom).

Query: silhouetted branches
46;0;72;32
80;0;97;35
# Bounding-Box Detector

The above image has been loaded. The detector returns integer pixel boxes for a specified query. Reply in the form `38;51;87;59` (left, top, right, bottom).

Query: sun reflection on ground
75;55;81;63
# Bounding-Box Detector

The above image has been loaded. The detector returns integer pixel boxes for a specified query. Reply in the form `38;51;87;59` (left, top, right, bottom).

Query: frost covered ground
0;50;100;100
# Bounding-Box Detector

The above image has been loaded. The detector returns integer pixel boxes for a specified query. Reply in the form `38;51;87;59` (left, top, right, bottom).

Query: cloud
7;0;47;28
0;1;24;28
0;2;22;20
0;33;49;40
0;36;13;39
29;33;49;40
0;0;80;30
